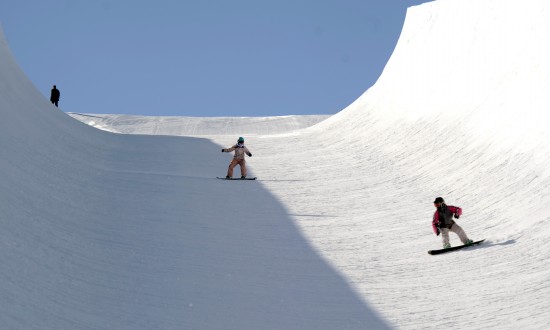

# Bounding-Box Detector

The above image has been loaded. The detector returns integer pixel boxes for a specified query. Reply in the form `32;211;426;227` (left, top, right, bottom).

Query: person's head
237;137;245;144
433;197;445;207
53;85;57;89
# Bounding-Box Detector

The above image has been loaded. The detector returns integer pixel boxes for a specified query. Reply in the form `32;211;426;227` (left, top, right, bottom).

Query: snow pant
440;223;469;247
227;158;246;177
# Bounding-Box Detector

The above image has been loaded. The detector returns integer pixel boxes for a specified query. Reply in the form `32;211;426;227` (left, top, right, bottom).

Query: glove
454;213;460;219
436;228;440;236
221;149;225;152
248;153;252;157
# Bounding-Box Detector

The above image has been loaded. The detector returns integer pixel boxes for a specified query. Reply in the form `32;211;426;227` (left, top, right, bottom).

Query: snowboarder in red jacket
432;197;473;248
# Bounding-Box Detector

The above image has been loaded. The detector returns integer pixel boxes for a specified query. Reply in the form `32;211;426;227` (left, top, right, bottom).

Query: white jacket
224;144;252;160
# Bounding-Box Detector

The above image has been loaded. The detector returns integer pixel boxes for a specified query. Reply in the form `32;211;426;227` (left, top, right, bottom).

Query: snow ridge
68;112;330;136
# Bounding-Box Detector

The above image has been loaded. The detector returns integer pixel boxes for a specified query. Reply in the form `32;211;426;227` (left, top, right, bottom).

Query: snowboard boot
443;243;451;249
226;175;231;179
241;176;246;179
464;239;474;246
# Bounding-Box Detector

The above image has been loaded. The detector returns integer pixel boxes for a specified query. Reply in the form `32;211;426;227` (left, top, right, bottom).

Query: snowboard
428;239;485;255
217;177;257;180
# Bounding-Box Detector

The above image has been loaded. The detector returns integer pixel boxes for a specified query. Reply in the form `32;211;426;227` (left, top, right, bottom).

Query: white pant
440;223;469;247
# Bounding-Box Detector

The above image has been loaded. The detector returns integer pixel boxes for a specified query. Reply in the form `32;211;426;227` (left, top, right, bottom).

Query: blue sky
0;0;428;117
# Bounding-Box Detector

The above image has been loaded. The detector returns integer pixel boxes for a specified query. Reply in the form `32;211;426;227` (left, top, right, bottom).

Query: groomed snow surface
2;0;550;329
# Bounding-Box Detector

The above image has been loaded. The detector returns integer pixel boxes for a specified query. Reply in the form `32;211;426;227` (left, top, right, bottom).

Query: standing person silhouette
50;85;60;107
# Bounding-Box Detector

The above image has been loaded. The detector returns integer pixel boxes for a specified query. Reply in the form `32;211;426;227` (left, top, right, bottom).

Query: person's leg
441;228;451;248
227;159;239;178
450;223;470;244
239;159;247;177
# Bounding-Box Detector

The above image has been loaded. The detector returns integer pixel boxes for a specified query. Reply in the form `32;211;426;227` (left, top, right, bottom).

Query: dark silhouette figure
50;85;60;107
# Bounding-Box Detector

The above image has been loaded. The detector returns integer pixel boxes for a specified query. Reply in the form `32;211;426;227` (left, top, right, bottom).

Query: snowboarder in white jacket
221;137;252;179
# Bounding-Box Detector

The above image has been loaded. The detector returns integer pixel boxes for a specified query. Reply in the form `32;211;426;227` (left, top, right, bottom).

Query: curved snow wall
0;24;390;329
312;0;550;235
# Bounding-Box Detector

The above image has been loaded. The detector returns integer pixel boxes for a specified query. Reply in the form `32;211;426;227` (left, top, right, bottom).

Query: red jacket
432;204;462;234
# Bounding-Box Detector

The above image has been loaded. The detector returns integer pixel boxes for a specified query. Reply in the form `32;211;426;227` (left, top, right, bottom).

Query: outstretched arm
447;205;462;218
222;145;237;153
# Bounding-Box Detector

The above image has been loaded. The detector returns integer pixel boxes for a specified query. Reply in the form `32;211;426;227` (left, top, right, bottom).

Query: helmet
433;197;445;204
238;137;245;143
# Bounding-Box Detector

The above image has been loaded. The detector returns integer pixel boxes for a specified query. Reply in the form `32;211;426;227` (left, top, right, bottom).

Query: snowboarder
221;137;252;179
50;85;60;107
432;197;473;248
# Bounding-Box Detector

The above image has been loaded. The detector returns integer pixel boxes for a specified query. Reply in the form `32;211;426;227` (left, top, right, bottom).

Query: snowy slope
2;0;550;329
68;112;330;136
259;0;550;328
0;26;387;329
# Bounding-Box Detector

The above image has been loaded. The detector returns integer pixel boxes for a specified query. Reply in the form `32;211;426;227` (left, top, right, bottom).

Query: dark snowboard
217;177;257;180
428;239;485;255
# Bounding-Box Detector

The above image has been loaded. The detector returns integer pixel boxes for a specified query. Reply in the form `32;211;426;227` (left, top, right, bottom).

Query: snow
67;113;331;136
2;0;550;329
